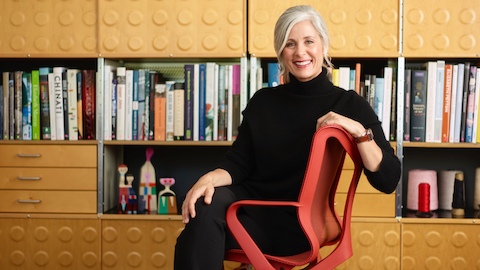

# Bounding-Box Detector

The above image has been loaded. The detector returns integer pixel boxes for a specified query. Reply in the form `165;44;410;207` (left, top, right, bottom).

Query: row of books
104;61;247;141
405;61;480;143
0;68;96;140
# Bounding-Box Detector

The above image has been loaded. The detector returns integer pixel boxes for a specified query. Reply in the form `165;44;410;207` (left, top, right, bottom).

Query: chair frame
225;125;363;270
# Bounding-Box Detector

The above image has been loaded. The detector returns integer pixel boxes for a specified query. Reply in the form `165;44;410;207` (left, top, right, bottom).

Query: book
116;67;126;140
132;69;139;140
205;62;216;141
2;72;11;139
52;67;65;140
441;64;453;142
373;77;384;122
404;69;412;141
103;64;112;140
338;66;350;90
111;75;117;140
473;68;480;143
22;72;32;140
465;65;477;142
410;70;428;142
173;82;185;141
76;71;83;140
82;70;96;140
213;63;220;140
232;64;241;140
144;70;150;140
226;65;233;141
61;69;69;140
154;79;167;141
452;63;465;143
383;66;393;140
48;72;56;140
433;60;445;142
148;71;156;140
459;62;471;142
448;64;459;143
15;71;23;140
425;61;437;142
165;80;175;141
198;63;206;141
183;64;194;140
67;69;79;140
125;69;133;140
31;70;40;140
137;69;146;140
39;67;51;140
193;64;200;141
217;64;227;141
268;62;280;87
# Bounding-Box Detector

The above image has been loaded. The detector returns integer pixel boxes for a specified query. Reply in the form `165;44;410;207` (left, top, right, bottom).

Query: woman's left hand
316;111;365;138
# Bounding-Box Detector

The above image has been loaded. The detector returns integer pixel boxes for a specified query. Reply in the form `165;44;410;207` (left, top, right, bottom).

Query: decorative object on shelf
139;147;157;213
158;178;178;214
415;183;433;218
117;164;137;214
438;170;462;210
407;169;438;211
452;172;465;218
474;167;480;211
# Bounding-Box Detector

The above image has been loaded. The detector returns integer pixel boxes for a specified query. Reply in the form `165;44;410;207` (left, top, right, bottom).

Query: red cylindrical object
418;183;430;213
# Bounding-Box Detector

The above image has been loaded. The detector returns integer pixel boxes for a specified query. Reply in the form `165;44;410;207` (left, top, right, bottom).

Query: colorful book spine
2;72;10;139
165;80;175;141
77;72;83;140
67;69;79;140
268;62;280;87
198;63;206;141
459;62;471;142
441;64;453;142
22;72;32;140
173;82;185;140
132;69;139;140
61;69;69;140
452;63;465;143
137;69;145;140
148;71;156;140
232;64;241;140
15;71;23;140
465;66;477;142
82;70;96;140
154;80;167;141
143;70;150;140
403;69;411;141
217;65;227;141
116;67;126;140
183;64;194;140
205;62;216;141
31;70;40;140
125;69;133;141
39;67;51;140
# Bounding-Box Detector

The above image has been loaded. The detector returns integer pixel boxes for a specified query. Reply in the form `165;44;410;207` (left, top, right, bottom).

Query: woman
174;5;401;270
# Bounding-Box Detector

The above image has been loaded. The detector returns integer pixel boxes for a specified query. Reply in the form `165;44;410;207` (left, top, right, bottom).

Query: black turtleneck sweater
219;68;401;201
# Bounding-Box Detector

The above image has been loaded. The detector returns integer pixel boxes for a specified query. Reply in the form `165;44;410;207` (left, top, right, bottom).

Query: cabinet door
98;0;246;58
403;0;480;57
0;0;97;57
248;0;399;58
0;217;100;269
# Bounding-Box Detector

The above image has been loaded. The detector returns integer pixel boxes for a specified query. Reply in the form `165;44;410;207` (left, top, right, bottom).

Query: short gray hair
274;5;333;82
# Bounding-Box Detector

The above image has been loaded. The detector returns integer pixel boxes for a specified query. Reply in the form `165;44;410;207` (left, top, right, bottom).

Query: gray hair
273;5;333;82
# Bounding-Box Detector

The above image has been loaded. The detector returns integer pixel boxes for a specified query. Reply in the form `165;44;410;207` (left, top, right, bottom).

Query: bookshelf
1;0;479;269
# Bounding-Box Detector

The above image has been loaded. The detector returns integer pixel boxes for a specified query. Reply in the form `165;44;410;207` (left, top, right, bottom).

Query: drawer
0;145;97;167
0;168;97;190
0;190;97;213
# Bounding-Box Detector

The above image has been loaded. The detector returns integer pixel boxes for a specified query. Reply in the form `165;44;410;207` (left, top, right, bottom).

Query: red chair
224;125;363;270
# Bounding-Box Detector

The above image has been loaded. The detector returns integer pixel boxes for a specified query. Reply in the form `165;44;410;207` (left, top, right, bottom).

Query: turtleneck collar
285;67;334;96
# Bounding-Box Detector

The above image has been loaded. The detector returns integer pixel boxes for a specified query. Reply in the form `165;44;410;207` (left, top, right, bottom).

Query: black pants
174;186;309;270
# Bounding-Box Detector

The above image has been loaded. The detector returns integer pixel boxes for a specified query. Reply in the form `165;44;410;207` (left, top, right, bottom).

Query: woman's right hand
181;168;232;224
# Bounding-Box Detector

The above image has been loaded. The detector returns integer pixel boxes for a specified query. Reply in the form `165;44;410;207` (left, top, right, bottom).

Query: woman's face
282;20;324;82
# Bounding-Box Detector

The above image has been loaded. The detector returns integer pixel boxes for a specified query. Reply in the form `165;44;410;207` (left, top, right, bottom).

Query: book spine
39;68;51;140
62;70;69;140
459;62;471;142
227;65;233;141
267;62;280;87
67;69;79;141
15;71;23;140
441;64;453;142
31;70;40;140
148;71;156;140
77;72;83;139
52;67;65;140
213;64;219;141
232;64;241;140
143;70;150;140
198;63;206;141
165;81;175;141
453;63;465;143
2;72;9;139
410;70;428;142
217;65;226;141
425;61;437;142
103;65;112;140
404;69;411;141
137;69;145;140
383;66;393;140
116;67;126;140
433;60;445;142
465;66;477;142
174;82;185;140
132;69;139;140
125;69;133;141
82;70;96;140
205;62;216;141
183;64;194;140
7;73;14;140
154;81;167;141
193;64;199;141
22;72;32;140
48;72;57;140
449;64;459;143
473;68;480;143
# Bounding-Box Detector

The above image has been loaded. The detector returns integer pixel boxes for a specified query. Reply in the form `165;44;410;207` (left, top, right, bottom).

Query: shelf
402;142;480;148
103;140;233;146
0;140;98;145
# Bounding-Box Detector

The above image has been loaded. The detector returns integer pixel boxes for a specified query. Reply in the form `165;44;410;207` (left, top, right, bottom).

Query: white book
48;72;57;140
425;61;437;142
67;69;79;140
103;65;112;140
448;64;458;143
166;81;175;141
53;67;65;140
240;57;248;123
227;65;233;141
125;69;133;140
116;67;126;140
338;66;351;90
382;66;393;139
213;64;219;141
173;82;185;140
205;62;216;141
452;63;465;143
249;56;259;99
433;60;445;142
193;64;200;141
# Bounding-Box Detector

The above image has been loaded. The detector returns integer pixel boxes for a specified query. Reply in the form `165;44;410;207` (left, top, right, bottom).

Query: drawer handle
17;176;42;181
17;153;42;158
17;199;42;204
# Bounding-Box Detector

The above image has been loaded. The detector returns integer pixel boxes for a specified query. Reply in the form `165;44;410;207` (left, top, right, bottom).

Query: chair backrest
297;125;363;255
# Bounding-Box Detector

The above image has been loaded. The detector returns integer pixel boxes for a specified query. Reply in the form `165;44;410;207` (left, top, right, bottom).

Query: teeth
295;60;310;66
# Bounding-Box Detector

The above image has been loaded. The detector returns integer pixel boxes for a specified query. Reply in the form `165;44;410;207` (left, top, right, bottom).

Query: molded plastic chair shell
224;125;363;270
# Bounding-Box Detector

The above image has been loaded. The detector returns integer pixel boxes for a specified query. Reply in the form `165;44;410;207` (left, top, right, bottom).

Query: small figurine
118;164;129;214
158;178;177;214
139;147;157;213
126;175;138;214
